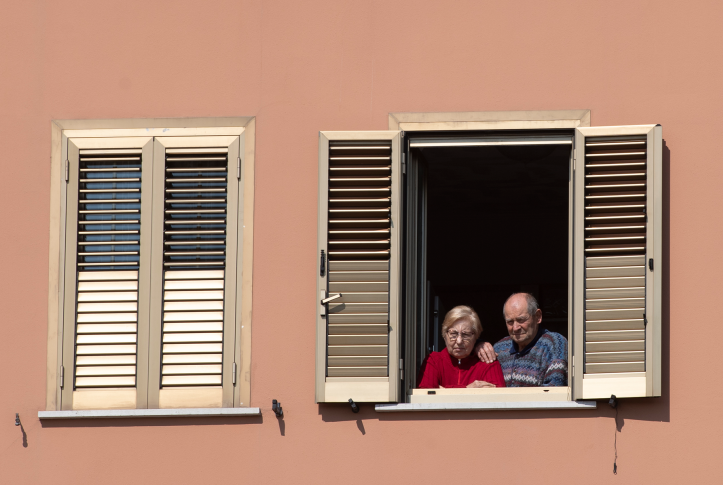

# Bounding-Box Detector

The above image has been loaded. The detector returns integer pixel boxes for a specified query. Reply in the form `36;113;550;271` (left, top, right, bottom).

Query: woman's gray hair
503;292;539;317
441;305;483;339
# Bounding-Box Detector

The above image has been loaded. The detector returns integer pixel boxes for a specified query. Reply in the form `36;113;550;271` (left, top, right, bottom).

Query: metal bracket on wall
272;399;283;417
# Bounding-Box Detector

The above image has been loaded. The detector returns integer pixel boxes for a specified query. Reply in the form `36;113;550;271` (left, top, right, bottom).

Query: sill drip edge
375;401;597;412
38;407;261;419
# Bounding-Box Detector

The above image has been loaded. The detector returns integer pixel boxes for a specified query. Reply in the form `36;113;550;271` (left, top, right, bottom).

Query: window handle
321;293;342;305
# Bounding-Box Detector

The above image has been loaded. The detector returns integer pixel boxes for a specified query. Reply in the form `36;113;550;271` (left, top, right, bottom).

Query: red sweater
417;348;506;389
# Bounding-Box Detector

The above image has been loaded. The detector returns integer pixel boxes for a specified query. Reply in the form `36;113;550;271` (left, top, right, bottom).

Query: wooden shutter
572;125;662;399
61;137;153;410
316;131;401;403
148;136;241;409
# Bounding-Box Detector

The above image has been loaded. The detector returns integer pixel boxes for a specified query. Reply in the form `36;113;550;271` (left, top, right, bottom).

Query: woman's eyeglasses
445;331;475;342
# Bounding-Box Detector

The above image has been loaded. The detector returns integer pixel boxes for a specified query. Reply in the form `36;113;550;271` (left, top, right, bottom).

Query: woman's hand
466;380;496;388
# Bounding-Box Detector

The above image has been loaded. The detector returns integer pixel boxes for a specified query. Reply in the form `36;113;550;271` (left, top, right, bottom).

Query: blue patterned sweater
493;329;568;387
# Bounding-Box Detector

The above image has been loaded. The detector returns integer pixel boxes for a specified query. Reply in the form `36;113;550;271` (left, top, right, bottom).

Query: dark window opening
403;133;572;388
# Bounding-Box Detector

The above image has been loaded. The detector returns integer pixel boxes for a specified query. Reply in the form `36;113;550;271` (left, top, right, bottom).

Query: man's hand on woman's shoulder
474;341;498;363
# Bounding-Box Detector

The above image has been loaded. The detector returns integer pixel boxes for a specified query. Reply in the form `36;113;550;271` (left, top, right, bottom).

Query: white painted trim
54;117;253;131
375;401;597;412
408;386;570;403
582;376;647;399
38;407;261;419
389;110;591;131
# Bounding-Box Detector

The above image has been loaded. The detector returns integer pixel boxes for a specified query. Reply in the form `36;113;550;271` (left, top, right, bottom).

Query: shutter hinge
59;365;64;389
649;258;654;271
232;362;237;385
64;160;69;182
643;313;648;326
236;157;241;180
320;249;326;277
402;153;406;174
572;356;574;377
573;154;576;172
399;359;404;371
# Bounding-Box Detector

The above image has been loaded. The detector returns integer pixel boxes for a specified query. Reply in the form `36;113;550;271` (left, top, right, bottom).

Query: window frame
46;118;256;412
391;110;590;405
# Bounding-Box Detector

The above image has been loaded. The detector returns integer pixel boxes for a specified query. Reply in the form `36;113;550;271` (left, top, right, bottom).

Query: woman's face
443;319;477;360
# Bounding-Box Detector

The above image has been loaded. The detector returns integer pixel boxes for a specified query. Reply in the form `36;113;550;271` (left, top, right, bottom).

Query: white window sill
38;407;261;419
375;401;597;412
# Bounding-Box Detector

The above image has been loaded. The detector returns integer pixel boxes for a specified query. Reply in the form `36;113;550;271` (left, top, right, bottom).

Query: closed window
48;119;255;411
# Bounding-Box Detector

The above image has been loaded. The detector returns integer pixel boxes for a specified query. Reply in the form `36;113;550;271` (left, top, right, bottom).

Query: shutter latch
320;290;341;317
321;293;342;305
64;160;69;182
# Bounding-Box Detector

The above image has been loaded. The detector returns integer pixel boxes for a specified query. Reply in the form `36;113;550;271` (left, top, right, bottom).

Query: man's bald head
502;293;542;350
502;293;539;318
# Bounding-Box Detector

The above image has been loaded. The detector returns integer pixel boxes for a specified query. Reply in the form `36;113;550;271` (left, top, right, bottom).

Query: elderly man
475;292;567;387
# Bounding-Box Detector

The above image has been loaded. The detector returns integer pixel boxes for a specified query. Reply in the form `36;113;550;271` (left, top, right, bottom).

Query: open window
403;133;574;403
316;113;662;407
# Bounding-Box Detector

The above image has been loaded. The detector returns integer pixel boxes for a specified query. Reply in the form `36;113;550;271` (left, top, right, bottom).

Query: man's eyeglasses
446;331;475;342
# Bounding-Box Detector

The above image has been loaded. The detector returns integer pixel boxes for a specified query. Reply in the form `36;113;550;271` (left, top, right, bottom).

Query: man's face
504;295;542;350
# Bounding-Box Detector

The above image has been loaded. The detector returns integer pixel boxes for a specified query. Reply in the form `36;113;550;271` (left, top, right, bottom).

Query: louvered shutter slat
160;148;229;388
583;138;647;375
73;149;142;388
326;142;392;378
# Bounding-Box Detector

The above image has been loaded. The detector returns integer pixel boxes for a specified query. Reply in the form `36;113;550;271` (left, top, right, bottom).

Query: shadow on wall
615;140;671;425
277;413;286;436
317;141;673;427
318;404;367;435
14;415;28;448
39;416;264;429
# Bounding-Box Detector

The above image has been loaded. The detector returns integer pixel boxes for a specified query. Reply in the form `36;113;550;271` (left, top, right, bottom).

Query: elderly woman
418;305;505;389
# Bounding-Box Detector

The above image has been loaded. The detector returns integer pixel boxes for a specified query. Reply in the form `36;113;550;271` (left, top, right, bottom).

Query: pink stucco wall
1;0;721;483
